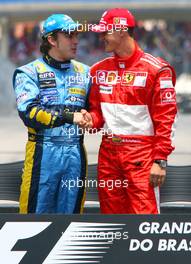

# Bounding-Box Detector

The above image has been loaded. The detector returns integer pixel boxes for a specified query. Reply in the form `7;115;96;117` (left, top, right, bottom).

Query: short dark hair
40;31;58;55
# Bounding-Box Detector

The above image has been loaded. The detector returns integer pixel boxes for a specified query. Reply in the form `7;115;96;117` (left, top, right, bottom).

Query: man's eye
68;33;78;38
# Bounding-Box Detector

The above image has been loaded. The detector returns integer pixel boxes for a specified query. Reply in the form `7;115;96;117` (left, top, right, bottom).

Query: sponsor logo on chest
121;71;148;87
96;70;148;87
69;87;86;96
39;72;55;79
99;85;113;94
40;88;59;103
97;70;118;85
38;71;56;89
69;96;85;104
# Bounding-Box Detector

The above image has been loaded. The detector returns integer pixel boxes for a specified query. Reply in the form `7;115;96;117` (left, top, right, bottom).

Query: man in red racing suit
83;8;177;214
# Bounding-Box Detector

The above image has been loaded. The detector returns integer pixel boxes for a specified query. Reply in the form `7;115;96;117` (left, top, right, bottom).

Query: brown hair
40;32;58;55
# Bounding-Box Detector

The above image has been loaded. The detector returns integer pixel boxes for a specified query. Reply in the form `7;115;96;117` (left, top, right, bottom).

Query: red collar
114;42;143;69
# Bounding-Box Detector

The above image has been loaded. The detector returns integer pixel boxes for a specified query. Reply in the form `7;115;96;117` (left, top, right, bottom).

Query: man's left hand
149;163;166;187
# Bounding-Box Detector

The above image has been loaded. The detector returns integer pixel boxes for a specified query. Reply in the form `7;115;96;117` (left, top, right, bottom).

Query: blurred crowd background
7;18;191;114
0;0;191;115
9;20;191;76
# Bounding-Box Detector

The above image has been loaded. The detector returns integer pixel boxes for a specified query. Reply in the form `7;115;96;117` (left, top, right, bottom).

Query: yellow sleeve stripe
28;127;37;134
29;107;37;119
36;109;52;125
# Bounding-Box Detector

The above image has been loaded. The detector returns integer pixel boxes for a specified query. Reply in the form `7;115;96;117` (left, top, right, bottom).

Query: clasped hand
73;109;93;128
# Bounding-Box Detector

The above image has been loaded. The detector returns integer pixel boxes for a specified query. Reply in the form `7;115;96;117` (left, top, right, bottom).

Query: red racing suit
89;43;177;214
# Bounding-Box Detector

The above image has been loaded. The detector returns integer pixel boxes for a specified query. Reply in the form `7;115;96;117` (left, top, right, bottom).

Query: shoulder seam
140;58;162;69
142;53;168;68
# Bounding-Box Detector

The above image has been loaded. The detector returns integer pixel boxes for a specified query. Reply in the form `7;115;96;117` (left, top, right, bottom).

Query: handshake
73;109;93;128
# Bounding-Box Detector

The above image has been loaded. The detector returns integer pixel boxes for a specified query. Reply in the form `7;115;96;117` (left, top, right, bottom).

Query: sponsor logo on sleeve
160;89;176;104
16;92;28;104
160;77;176;104
160;77;174;89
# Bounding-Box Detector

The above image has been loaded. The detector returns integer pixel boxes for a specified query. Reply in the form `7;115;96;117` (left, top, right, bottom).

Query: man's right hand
73;110;93;128
80;109;93;128
73;112;86;125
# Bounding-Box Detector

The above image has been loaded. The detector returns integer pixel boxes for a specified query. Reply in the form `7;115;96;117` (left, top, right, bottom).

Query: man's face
49;31;79;60
99;31;121;53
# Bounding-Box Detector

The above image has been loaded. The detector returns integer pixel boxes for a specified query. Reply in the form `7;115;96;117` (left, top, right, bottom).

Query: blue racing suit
13;56;90;214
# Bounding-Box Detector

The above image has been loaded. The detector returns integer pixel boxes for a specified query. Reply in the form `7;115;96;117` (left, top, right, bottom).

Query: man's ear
47;35;56;47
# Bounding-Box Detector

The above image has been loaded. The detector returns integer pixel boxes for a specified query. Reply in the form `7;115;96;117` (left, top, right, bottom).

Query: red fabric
89;44;177;160
98;138;159;214
91;8;136;32
89;44;177;214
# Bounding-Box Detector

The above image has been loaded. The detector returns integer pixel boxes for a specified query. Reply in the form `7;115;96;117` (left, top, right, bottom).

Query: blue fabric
13;58;90;213
35;141;86;213
42;14;78;36
13;57;90;136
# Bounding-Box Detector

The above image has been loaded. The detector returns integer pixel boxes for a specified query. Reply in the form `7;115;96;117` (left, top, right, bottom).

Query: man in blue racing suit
13;14;90;214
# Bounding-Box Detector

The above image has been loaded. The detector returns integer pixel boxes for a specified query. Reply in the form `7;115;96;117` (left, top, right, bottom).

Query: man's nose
72;35;79;45
73;36;79;45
